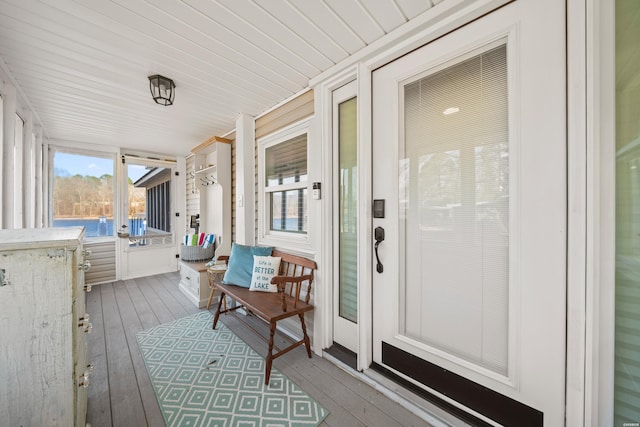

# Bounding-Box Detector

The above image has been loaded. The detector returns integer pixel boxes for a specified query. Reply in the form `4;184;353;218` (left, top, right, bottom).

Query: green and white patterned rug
136;311;329;427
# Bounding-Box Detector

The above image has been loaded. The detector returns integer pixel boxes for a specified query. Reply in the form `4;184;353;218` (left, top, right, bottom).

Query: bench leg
265;322;277;385
298;313;312;358
212;291;226;330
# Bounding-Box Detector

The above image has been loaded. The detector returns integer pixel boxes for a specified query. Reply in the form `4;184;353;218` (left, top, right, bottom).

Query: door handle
374;226;385;273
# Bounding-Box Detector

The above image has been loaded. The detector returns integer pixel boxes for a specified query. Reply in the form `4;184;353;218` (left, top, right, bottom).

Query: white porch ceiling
0;0;437;156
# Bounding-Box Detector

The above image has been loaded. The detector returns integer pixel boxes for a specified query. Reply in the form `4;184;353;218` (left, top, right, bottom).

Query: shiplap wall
84;240;116;285
255;90;315;140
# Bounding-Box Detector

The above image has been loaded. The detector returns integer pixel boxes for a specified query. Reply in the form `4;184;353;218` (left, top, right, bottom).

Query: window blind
339;97;358;323
265;134;308;186
402;44;509;374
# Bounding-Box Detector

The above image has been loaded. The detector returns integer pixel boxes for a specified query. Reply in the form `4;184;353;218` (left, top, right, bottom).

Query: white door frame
314;66;359;354
118;154;180;280
565;0;616;425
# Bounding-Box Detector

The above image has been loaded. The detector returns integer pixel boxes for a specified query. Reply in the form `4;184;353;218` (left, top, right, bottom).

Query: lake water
54;217;304;237
53;218;146;238
53;218;114;237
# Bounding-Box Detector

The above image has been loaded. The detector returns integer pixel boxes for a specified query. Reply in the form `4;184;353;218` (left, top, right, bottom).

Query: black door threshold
371;362;494;427
324;342;357;370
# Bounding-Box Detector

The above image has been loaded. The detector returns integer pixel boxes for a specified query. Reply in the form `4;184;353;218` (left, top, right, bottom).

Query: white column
13;110;25;229
2;84;16;229
22;110;34;228
34;127;43;228
41;138;49;227
234;113;255;245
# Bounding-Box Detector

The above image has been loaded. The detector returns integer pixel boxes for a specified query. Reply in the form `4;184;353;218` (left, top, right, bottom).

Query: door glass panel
400;44;509;374
339;97;358;323
615;0;640;422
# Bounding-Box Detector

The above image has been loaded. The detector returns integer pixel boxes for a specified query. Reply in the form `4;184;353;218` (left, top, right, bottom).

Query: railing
127;232;173;248
129;216;146;236
118;216;172;248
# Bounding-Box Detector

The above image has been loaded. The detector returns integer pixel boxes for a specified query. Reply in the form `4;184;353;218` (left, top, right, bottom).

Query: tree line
52;173;146;218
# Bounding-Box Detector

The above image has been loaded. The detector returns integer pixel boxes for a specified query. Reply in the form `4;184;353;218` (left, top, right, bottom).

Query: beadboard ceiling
0;0;438;156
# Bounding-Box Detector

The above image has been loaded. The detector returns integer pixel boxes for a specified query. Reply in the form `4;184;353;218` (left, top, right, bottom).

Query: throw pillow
222;243;273;288
249;256;281;292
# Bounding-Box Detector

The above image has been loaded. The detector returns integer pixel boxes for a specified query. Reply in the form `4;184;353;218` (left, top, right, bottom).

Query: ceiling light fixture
443;107;460;115
148;75;175;106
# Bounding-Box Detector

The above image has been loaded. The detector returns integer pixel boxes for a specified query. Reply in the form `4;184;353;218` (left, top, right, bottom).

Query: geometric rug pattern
136;311;329;427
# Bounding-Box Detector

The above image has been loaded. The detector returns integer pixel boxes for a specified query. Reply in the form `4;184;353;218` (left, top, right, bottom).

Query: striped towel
202;234;215;249
184;234;200;246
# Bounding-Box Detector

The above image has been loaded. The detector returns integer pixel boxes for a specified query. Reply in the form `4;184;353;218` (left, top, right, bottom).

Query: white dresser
179;260;210;308
0;227;92;427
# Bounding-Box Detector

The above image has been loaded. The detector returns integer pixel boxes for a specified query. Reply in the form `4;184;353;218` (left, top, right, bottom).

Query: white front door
371;1;566;425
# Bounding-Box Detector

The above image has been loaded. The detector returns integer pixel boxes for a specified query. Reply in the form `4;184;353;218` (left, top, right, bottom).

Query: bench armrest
271;274;314;310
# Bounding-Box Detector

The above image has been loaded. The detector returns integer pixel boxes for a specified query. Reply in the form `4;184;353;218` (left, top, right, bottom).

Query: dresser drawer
178;261;210;308
180;267;200;295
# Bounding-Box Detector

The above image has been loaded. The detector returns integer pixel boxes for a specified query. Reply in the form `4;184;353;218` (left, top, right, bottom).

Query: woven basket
180;244;214;262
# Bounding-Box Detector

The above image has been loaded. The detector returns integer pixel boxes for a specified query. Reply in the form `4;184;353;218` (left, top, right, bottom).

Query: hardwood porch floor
85;272;432;427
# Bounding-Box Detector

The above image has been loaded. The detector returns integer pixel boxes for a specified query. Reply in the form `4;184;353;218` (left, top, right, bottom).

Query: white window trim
48;144;118;239
257;118;312;251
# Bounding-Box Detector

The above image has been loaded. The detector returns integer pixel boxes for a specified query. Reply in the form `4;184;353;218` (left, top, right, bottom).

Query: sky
54;152;147;181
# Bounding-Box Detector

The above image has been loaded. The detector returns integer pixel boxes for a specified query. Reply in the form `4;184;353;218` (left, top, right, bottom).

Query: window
51;150;115;238
259;121;310;243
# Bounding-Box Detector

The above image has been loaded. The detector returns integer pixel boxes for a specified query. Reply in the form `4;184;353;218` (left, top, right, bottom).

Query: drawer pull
79;260;91;272
78;364;94;388
78;314;90;328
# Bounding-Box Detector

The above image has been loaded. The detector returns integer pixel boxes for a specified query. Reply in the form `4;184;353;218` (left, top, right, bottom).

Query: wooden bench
212;250;317;385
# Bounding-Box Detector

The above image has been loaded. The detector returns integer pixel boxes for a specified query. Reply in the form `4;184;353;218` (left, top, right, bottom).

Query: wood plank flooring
86;272;432;427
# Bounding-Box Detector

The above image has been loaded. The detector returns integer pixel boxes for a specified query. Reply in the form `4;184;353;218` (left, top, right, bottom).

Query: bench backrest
272;250;317;305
